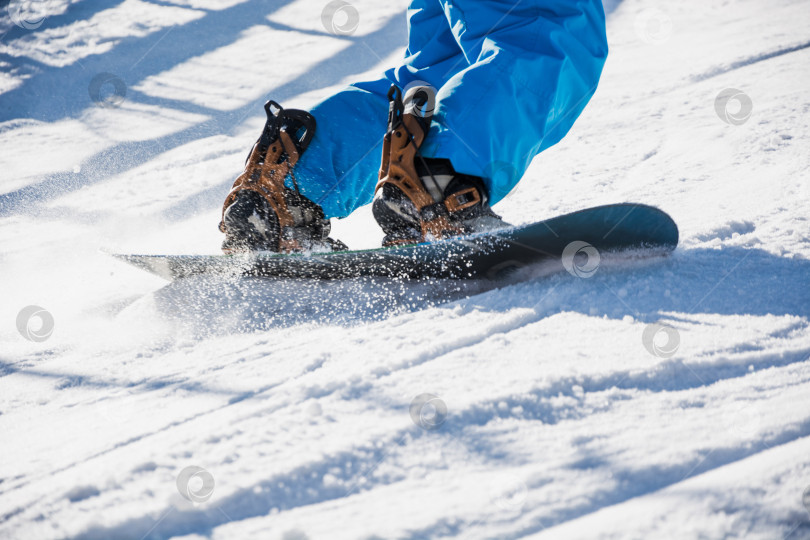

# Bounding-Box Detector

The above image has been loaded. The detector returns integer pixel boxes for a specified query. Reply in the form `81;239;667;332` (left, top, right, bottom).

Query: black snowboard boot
220;100;345;254
372;86;508;246
373;157;507;245
221;188;342;254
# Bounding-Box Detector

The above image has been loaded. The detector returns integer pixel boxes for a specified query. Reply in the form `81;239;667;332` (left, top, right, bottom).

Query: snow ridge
2;0;810;539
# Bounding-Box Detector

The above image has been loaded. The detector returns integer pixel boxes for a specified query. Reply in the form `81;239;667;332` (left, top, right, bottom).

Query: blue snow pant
293;0;608;219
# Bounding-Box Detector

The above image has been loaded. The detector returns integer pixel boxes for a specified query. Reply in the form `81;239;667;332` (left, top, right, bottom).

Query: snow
1;0;810;538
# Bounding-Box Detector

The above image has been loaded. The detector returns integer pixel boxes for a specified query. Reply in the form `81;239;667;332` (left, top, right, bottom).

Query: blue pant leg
421;0;609;204
395;0;466;88
293;0;464;219
292;80;389;219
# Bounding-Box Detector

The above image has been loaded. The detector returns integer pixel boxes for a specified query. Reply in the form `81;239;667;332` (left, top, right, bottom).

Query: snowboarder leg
220;0;608;252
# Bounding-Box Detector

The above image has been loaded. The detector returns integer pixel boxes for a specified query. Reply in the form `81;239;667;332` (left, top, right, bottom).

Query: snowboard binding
373;85;501;246
220;101;344;254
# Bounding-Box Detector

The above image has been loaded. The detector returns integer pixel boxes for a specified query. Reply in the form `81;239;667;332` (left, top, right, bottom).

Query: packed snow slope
2;0;810;538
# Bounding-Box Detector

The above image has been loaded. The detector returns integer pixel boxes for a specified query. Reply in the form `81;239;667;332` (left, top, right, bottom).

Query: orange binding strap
220;101;315;253
375;86;465;243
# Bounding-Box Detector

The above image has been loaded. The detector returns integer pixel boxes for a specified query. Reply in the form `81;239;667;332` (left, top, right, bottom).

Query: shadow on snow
0;0;405;217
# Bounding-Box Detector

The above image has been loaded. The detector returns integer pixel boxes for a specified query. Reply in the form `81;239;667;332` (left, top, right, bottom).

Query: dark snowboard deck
113;203;678;281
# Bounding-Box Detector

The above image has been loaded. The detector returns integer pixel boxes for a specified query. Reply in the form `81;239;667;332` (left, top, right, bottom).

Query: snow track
2;0;810;538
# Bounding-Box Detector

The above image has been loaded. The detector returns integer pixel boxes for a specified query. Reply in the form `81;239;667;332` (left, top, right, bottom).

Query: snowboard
113;203;678;281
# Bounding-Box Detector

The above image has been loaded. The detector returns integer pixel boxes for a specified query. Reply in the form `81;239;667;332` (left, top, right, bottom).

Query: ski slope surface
2;0;810;538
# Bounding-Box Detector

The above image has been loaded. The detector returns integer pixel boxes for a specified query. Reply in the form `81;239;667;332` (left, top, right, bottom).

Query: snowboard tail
113;203;678;281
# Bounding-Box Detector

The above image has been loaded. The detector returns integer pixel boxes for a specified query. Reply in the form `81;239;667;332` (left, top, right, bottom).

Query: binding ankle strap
220;101;315;252
375;85;466;242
